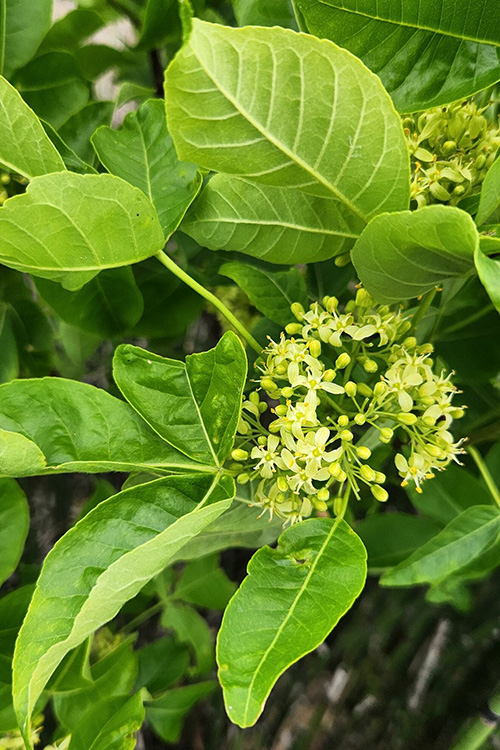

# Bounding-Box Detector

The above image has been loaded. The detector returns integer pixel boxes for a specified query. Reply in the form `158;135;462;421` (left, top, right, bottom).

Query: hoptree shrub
0;1;499;748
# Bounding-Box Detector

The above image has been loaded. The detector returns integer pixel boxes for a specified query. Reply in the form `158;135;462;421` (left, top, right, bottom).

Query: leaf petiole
467;446;500;509
156;250;262;355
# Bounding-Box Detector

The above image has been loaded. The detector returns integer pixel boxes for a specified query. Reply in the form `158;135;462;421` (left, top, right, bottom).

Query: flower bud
354;413;366;425
419;343;434;354
371;485;389;502
0;173;10;185
373;381;387;398
291;302;304;320
309;339;321;358
356;445;372;460
237;418;249;435
258;435;267;445
282;386;294;398
338;414;349;428
450;408;465;419
403;336;417;349
335;352;351;369
249;391;260;405
237;472;250;484
379;427;394;443
453;184;466;196
397;412;418;425
363;358;378;373
442;140;457;156
274;404;288;416
312;498;328;512
277;476;288;492
334;252;351;267
355;288;373;307
357;382;373;398
333;496;344;515
329;462;342;478
323;369;336;382
360;464;376;482
261;377;277;393
258;402;268;413
345;381;357;398
269;420;281;433
317;487;330;503
325;296;339;312
340;429;354;442
374;471;386;483
231;448;248;462
285;323;303;335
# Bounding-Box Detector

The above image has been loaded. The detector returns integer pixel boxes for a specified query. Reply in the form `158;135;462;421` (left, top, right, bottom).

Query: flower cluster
403;99;500;208
230;291;465;524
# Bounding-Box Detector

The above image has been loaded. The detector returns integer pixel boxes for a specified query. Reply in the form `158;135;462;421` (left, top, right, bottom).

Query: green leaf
13;51;89;129
92;99;201;237
38;9;104;54
0;586;34;732
216;517;367;727
406;464;494;526
477;158;500;226
76;45;132;82
113;331;247;466
136;0;180;50
171;495;282;562
0;378;208;476
475;244;500;313
35;268;144;337
59;101;114;165
0;306;18;383
0;172;164;290
0;479;29;586
234;0;298;28
174;553;236;610
0;76;65;179
351;206;478;303
146;681;216;743
41;119;97;175
13;473;234;745
356;513;439;570
219;259;307;326
380;506;500;587
67;692;144;750
165;19;409;255
136;637;190;694
161;603;214;675
182;175;359;263
294;0;500;112
2;0;52;78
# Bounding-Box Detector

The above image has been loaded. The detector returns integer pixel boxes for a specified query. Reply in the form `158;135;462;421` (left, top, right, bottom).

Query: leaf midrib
192;28;368;224
315;0;499;46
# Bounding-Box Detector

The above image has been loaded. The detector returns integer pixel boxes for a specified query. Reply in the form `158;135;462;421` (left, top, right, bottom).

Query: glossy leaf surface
0;172;164;290
295;0;500;112
13;473;234;744
351;206;478;302
217;518;366;726
92;99;201;237
114;332;247;466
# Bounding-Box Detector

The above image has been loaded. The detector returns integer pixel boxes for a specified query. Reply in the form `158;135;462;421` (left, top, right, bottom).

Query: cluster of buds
229;291;465;524
403;99;500;208
0;172;27;206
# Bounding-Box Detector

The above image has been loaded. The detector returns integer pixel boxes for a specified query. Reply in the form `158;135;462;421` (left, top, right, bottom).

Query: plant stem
156;250;262;355
450;688;500;750
467;446;500;509
410;288;438;334
120;600;165;635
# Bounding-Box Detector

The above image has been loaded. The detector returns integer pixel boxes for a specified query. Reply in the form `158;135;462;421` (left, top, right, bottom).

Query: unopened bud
261;377;277;393
355;288;373;307
354;413;366;425
426;444;444;458
345;381;357;398
403;336;417;349
277;476;288;492
371;485;388;502
317;487;330;503
363;358;378;373
450;408;465;419
323;369;336;382
338;414;349;428
442;140;457;156
360;464;376;482
282;386;294;398
325;296;339;312
285;323;303;335
309;339;321;358
373;381;387;398
291;302;305;320
334;252;351;267
237;472;250;484
379;427;394;443
335;352;351;369
340;429;354;442
333;496;344;515
397;412;418;425
356;445;372;460
249;391;260;405
231;448;248;462
357;382;373;398
269;420;281;433
274;404;288;416
374;471;386;483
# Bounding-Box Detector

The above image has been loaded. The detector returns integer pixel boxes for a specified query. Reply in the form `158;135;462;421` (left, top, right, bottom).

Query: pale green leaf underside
351;205;478;303
166;19;410;241
181;175;362;263
476;158;500;226
475;245;500;313
92;98;202;237
0;76;65;179
217;518;367;727
0;479;29;586
113;331;247;467
0;172;164;291
380;506;500;587
13;473;234;743
0;378;209;476
295;0;500;112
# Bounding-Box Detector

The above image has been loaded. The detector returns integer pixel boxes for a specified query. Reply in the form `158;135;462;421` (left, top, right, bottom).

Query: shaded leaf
39;9;104;54
0;378;208;476
174;553;236;610
477;158;500;226
0;479;29;586
356;513;439;570
41;119;97;175
0;172;164;290
182;175;359;263
161;603;214;675
0;76;65;179
351;206;478;303
136;637;190;694
3;0;52;78
59;101;114;165
234;0;298;28
380;506;500;587
295;0;500;112
475;244;500;313
13;473;234;744
113;331;247;466
67;692;144;750
146;681;216;743
217;518;366;727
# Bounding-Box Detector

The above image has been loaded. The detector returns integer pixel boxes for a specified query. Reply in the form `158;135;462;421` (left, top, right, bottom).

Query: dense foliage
0;1;499;749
